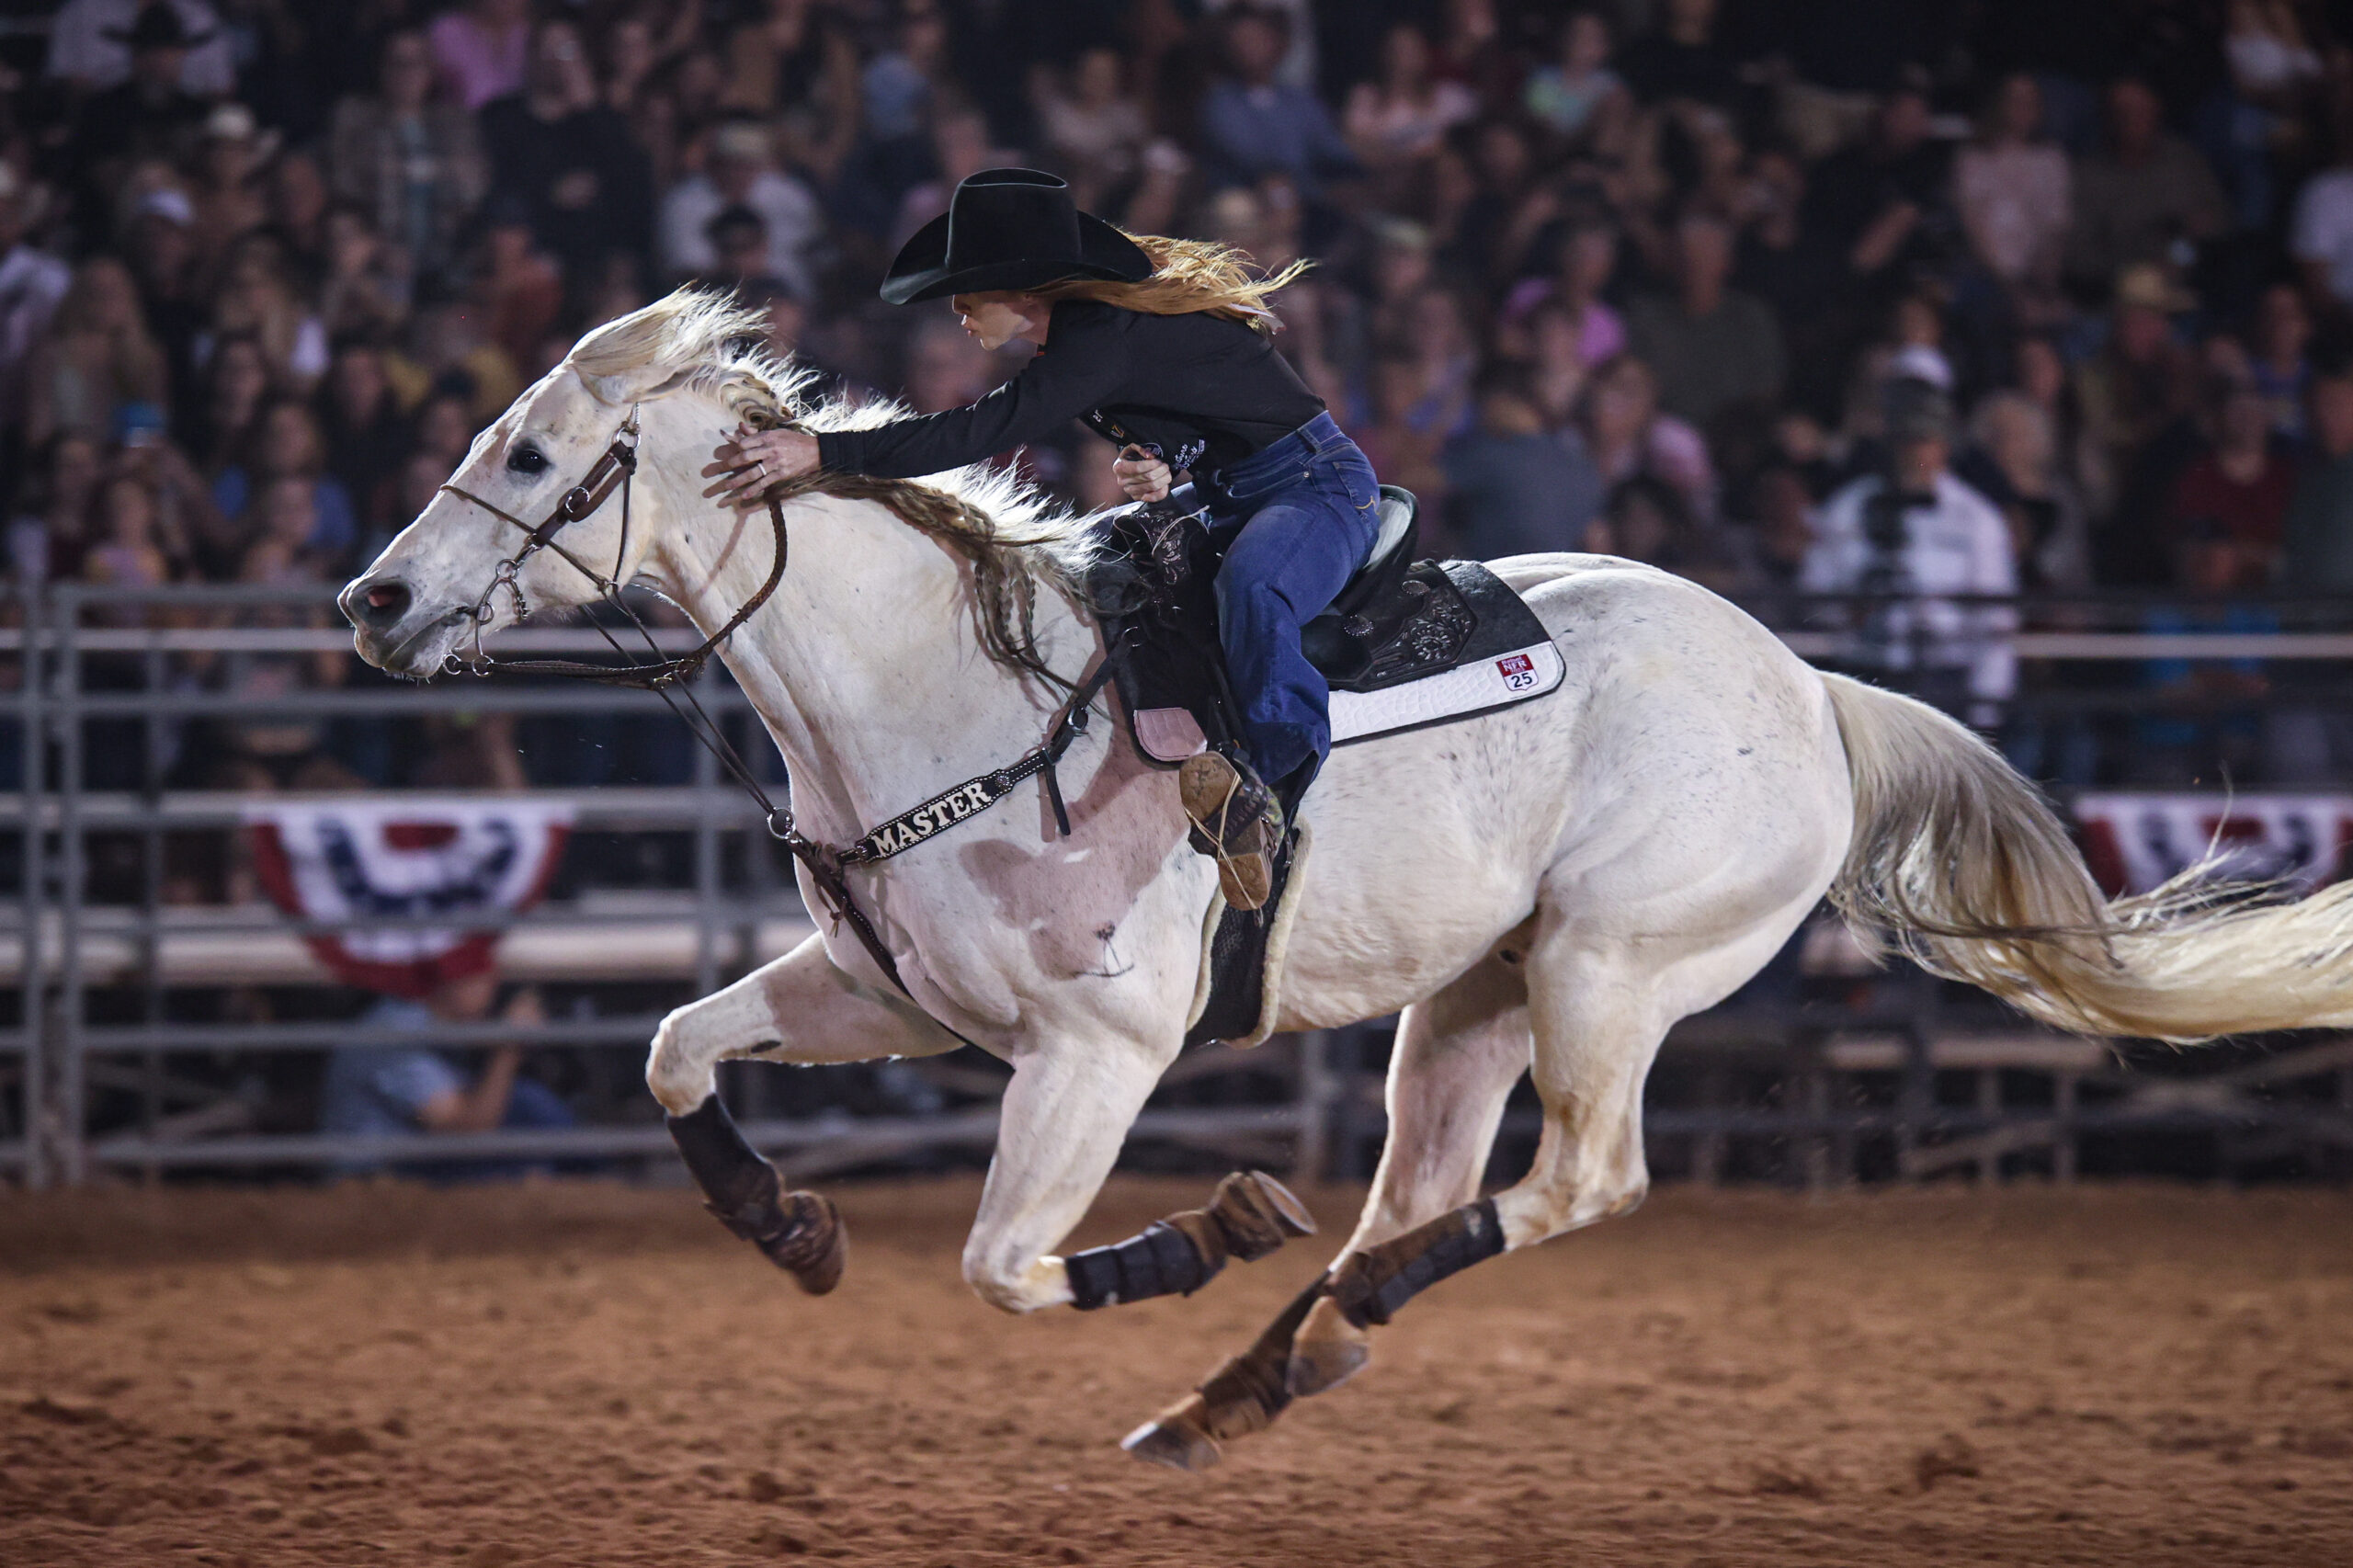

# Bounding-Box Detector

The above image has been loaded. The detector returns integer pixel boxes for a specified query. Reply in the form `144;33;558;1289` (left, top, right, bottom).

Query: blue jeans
1199;413;1381;788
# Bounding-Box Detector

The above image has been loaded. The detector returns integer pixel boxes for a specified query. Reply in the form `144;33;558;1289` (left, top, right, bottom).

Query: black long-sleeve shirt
816;300;1325;482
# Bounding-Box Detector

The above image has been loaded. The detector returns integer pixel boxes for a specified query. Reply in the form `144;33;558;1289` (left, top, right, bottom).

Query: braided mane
568;289;1097;688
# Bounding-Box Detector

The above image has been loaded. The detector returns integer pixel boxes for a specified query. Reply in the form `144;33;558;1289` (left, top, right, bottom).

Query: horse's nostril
350;577;412;630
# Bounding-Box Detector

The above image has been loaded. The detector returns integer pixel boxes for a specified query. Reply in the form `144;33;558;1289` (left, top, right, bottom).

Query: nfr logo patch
1495;653;1538;691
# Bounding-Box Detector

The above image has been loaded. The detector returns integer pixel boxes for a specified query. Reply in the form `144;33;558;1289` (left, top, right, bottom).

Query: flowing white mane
568;289;1102;592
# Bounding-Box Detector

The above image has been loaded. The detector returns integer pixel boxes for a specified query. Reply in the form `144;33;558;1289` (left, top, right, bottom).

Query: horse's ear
578;365;699;407
578;369;637;406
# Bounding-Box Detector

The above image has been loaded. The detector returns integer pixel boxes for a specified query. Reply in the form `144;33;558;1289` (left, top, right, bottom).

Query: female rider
711;168;1380;911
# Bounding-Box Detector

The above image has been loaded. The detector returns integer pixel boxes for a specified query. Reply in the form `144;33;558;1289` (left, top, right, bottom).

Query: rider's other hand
1114;445;1172;503
703;426;821;507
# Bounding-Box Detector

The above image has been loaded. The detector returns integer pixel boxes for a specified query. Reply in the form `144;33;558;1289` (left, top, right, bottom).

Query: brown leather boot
1177;751;1285;910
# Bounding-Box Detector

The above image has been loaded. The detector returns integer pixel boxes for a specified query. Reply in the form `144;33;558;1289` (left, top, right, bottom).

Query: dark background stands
4;0;2352;795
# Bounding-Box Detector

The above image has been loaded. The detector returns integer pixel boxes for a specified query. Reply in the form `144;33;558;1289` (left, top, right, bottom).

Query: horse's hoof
1208;1170;1317;1261
762;1190;847;1295
1285;1295;1370;1397
1121;1395;1222;1471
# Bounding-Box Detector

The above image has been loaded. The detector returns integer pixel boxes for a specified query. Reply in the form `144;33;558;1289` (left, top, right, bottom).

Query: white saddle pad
1329;639;1565;745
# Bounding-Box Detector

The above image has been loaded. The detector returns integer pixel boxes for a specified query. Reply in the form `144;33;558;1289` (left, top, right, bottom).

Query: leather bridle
435;404;790;690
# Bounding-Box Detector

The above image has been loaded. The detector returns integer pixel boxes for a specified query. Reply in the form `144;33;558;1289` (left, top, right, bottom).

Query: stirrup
1178;752;1284;911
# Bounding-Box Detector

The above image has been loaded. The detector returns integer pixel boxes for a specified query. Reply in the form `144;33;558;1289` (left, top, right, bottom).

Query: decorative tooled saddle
1088;485;1563;1048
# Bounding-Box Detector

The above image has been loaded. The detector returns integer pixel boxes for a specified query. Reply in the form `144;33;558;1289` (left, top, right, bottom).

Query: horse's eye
507;445;549;476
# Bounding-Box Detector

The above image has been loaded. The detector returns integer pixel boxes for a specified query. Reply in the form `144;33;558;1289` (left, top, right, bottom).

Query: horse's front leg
649;934;963;1291
960;1032;1314;1315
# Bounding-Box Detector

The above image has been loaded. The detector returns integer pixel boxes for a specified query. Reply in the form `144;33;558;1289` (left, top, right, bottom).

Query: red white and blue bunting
244;800;574;997
2074;794;2353;898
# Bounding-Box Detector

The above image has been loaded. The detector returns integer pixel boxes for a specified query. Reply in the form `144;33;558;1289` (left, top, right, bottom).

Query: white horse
342;292;2353;1469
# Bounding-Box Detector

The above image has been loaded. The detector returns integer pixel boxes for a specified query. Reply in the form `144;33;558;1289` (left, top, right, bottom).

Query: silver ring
755;460;767;477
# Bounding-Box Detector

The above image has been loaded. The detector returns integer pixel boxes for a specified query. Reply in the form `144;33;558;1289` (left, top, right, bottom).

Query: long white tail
1821;673;2353;1042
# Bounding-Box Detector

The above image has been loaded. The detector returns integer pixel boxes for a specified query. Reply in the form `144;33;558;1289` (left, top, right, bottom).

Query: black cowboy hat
105;3;216;51
879;168;1151;306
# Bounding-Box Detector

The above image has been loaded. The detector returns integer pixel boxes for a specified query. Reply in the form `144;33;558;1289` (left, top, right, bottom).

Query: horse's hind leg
1282;893;1811;1396
1282;934;1663;1393
649;935;963;1291
1346;943;1533;1252
1123;949;1531;1470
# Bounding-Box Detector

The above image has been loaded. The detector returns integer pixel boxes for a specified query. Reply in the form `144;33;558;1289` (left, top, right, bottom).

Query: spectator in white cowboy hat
2073;262;2201;546
185;101;275;275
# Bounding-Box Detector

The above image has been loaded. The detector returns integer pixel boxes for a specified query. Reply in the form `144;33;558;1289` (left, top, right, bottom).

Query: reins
430;403;1116;1007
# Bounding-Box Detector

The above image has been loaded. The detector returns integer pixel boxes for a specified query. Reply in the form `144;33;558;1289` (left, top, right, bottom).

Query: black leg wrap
1067;1220;1213;1311
666;1095;846;1294
1066;1172;1315;1311
1327;1198;1504;1329
667;1094;774;1221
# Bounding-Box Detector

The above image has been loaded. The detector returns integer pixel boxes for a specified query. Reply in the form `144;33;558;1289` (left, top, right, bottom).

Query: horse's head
340;360;665;675
341;293;763;677
344;288;1088;688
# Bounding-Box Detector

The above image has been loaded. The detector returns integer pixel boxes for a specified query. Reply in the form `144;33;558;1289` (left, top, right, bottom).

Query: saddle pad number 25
1329;639;1565;745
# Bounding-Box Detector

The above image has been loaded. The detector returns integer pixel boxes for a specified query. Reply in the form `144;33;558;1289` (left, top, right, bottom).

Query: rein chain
430;408;1113;1005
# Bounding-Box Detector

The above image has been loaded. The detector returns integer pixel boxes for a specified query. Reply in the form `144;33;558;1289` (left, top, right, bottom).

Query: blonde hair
1028;233;1312;335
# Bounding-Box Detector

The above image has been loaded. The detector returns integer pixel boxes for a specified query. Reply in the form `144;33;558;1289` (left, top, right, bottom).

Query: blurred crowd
5;0;2353;789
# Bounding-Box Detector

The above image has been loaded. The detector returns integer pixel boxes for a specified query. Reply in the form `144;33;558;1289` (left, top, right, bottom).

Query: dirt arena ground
3;1177;2350;1568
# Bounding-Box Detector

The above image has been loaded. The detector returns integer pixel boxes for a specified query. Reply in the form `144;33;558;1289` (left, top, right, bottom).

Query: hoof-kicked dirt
4;1177;2350;1566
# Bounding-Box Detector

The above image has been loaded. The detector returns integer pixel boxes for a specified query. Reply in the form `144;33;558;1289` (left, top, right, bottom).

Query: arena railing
5;581;2350;1188
1;582;1327;1187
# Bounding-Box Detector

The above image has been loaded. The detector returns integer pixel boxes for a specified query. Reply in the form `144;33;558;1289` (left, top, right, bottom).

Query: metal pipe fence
5;581;2351;1188
0;582;1346;1186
